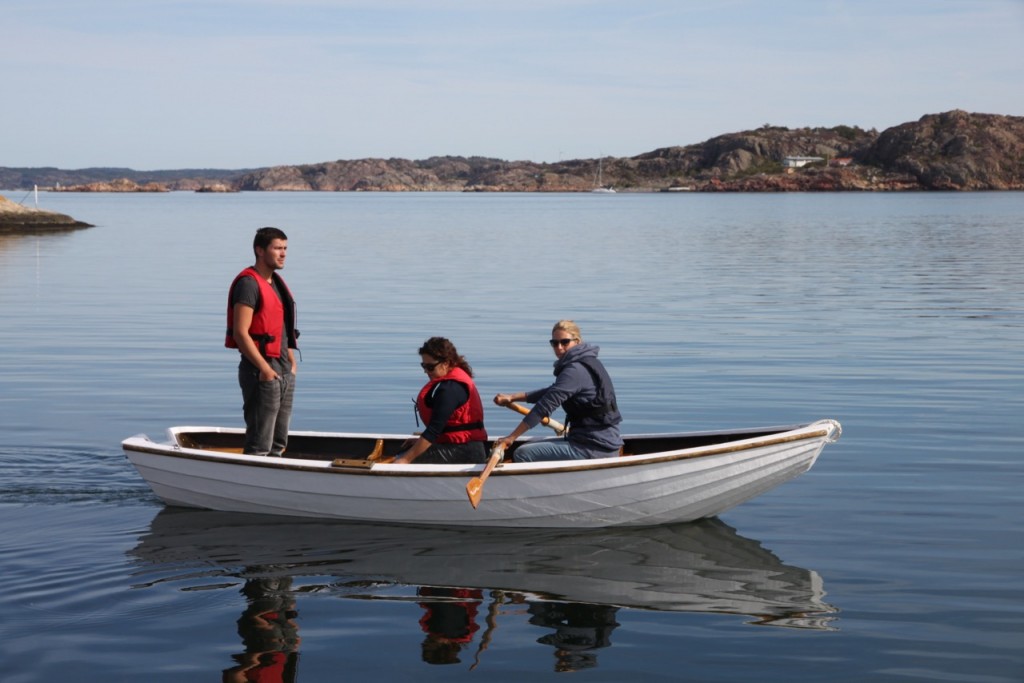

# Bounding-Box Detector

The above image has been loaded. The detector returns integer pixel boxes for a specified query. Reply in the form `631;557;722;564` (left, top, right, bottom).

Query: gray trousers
416;441;489;465
239;363;295;456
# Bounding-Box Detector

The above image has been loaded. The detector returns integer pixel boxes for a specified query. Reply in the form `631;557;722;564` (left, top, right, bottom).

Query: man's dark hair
253;226;288;253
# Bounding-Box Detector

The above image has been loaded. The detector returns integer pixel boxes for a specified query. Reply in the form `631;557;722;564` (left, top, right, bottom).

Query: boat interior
174;424;807;463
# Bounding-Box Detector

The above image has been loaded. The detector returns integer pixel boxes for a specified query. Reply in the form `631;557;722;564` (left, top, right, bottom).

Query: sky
2;0;1022;170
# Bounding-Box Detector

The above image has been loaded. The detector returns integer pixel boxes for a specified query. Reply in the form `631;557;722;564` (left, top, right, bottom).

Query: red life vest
225;266;297;359
416;366;487;444
417;587;483;643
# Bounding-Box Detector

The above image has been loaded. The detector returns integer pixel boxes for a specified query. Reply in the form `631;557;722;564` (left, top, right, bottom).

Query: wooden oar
466;443;505;509
469;590;503;671
506;402;566;435
330;439;386;468
365;439;385;461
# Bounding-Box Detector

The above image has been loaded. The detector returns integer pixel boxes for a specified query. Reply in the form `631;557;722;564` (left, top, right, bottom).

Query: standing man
226;227;299;456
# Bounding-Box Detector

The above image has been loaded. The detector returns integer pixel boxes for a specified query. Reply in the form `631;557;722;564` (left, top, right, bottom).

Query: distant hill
0;167;251;192
3;111;1021;192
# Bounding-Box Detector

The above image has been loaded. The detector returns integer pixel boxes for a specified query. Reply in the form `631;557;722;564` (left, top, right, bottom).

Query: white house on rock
782;156;826;168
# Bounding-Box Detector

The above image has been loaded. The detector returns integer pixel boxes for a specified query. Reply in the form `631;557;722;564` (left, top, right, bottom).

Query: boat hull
122;420;840;528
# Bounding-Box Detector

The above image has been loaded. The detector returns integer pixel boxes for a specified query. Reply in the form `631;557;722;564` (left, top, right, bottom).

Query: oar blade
466;477;484;508
465;444;505;509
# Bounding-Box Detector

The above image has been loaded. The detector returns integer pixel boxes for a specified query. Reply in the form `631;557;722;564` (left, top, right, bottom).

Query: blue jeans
513;438;592;463
239;364;295;456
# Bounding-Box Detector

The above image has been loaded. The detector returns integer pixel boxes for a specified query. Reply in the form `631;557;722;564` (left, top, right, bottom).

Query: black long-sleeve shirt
420;380;470;443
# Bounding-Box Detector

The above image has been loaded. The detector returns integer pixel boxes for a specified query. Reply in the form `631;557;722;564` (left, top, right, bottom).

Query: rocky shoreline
0;195;93;233
4;110;1022;194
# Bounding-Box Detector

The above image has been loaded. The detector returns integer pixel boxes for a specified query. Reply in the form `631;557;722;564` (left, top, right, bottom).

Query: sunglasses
549;338;575;348
420;361;441;371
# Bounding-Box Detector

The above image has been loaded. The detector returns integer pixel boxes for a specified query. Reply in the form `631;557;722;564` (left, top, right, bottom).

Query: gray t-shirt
231;275;292;374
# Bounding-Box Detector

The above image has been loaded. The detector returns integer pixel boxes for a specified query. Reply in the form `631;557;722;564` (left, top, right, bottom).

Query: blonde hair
552;319;582;342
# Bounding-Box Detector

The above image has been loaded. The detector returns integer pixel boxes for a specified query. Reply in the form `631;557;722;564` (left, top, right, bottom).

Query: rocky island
0;194;92;233
3;110;1021;194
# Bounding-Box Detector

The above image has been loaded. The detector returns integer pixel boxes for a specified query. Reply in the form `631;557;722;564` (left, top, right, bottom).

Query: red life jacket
418;587;483;643
416;366;487;444
225;266;298;359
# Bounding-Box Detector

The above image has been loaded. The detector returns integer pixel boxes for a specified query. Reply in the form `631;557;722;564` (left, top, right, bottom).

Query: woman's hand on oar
466;443;505;509
504;401;566;435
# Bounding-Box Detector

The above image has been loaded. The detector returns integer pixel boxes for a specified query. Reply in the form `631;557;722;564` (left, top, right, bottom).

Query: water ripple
0;446;154;505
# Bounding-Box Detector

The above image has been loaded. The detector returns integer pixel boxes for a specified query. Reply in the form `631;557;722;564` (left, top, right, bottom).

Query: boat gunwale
122;421;837;478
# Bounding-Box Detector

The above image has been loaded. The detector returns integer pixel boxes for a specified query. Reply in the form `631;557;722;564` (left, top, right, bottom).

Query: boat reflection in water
130;509;837;674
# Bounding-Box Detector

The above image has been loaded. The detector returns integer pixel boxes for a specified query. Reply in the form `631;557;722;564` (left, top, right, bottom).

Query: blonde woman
493;321;622;462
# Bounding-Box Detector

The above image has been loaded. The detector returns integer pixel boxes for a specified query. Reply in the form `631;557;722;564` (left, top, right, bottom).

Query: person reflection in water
223;576;301;683
527;601;620;672
416;586;483;665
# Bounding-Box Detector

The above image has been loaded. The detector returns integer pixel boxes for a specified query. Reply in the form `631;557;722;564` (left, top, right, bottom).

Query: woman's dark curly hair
418;336;474;377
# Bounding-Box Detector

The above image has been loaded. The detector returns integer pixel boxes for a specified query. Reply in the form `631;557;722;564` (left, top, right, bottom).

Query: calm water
1;191;1022;681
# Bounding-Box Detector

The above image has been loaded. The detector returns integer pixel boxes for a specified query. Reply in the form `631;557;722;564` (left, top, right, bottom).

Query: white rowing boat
121;419;841;528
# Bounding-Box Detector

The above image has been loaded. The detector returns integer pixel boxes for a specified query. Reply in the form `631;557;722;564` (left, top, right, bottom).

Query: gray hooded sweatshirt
524;342;624;456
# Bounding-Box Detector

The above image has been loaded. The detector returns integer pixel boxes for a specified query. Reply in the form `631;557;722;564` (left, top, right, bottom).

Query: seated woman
392;337;489;465
493;320;623;462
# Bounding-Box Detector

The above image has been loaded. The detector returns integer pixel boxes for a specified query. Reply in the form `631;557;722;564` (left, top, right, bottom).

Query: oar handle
506;402;566;435
480;443;504;479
